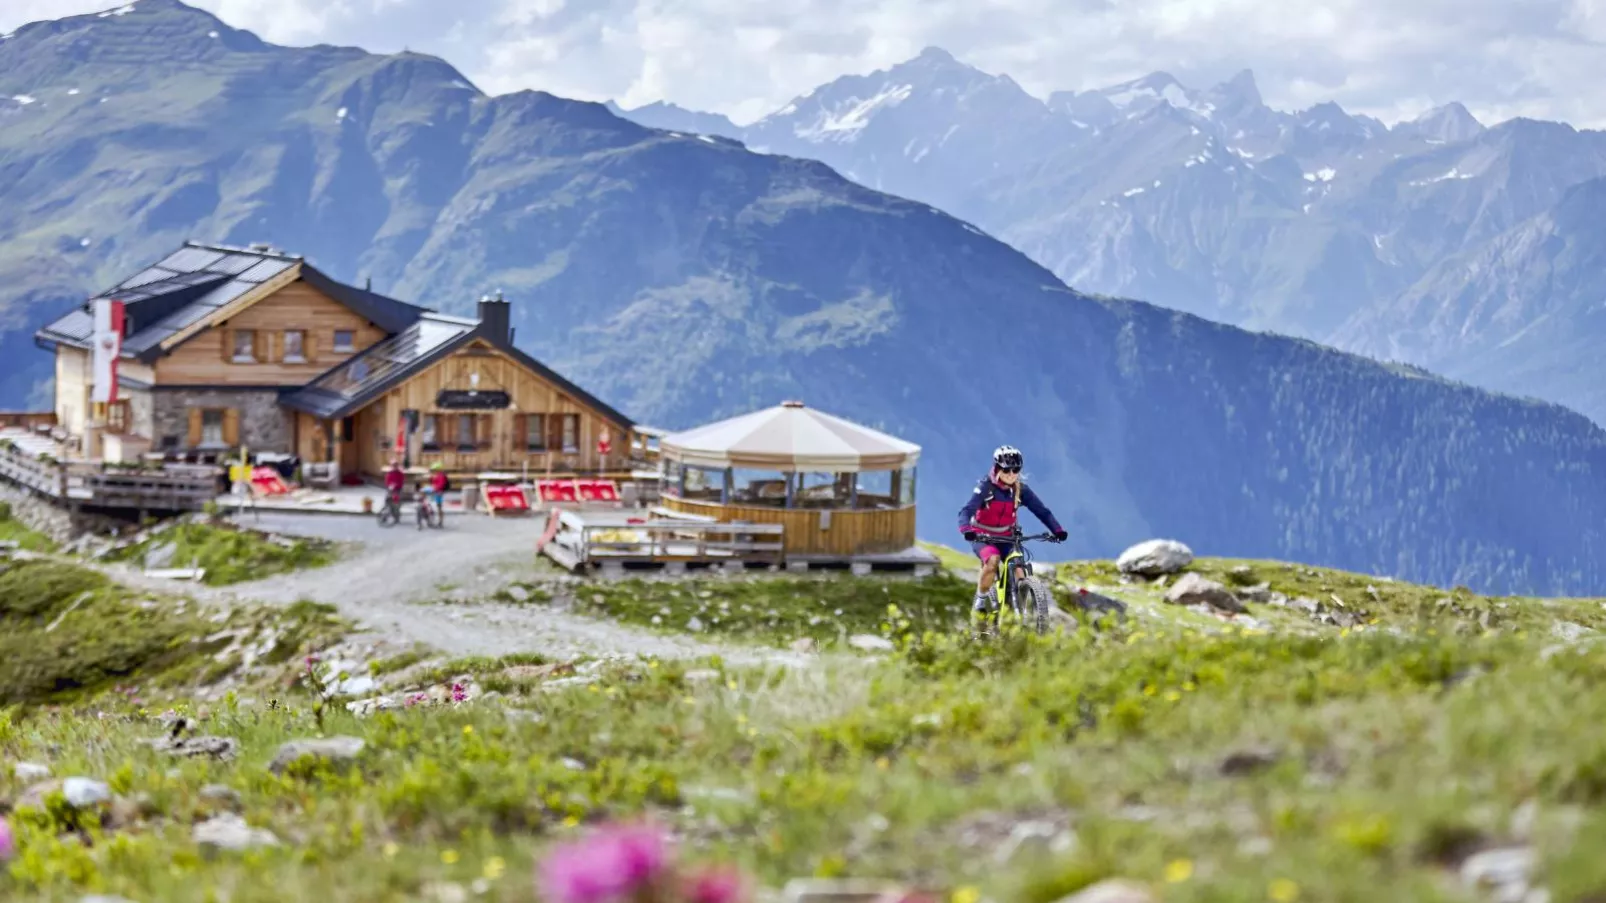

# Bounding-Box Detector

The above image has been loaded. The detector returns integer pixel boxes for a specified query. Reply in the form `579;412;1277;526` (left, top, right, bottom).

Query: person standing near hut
959;446;1067;613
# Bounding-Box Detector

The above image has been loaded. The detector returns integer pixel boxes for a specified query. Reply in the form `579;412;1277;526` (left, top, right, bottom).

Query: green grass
0;511;56;553
5;558;1606;901
0;558;348;708
103;521;339;586
574;574;977;646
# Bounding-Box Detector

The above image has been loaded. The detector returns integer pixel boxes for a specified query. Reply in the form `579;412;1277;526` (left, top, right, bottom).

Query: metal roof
34;241;429;360
280;314;479;419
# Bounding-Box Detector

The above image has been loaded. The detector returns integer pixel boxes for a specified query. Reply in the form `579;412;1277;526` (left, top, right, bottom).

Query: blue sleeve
957;480;984;532
1020;483;1062;533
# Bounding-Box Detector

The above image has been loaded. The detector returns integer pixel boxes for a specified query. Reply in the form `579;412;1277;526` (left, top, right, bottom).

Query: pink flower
538;821;671;903
683;866;749;903
0;816;14;862
451;683;467;703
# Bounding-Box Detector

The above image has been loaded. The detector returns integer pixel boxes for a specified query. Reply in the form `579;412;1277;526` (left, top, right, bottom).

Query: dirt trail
84;512;814;668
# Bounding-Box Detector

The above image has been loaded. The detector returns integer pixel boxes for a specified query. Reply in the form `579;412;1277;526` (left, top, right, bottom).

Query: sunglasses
996;465;1021;474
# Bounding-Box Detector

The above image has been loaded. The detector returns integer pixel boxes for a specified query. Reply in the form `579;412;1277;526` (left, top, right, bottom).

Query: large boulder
1164;573;1247;613
1116;539;1194;577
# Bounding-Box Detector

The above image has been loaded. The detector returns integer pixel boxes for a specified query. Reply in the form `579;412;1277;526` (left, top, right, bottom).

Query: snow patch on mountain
794;83;914;143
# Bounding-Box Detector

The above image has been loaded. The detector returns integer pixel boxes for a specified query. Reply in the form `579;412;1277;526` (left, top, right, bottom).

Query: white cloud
5;0;1606;127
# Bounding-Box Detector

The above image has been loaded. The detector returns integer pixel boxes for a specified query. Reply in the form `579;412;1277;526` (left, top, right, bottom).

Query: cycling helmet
993;445;1024;470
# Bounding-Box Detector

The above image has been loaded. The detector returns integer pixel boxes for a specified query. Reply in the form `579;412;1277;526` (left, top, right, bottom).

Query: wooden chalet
34;241;636;484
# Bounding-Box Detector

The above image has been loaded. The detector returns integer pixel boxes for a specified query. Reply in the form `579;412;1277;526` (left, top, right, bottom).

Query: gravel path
89;512;814;667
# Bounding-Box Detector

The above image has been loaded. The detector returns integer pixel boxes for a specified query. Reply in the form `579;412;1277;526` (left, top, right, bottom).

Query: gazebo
658;401;920;557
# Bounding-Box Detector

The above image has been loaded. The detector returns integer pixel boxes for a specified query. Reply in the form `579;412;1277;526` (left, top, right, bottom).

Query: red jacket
384;468;405;491
958;472;1063;538
430;471;448;492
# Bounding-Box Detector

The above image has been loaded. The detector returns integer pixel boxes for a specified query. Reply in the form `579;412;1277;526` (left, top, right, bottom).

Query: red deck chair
250;466;291;496
538;480;577;504
484;483;530;513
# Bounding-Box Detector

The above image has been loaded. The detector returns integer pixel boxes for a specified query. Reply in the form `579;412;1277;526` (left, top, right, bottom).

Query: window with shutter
455;413;476;452
561;414;579;453
421;414;440;450
525;414;546;451
478;414;493;450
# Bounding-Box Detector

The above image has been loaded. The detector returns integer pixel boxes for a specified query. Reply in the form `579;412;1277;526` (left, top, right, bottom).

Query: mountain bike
377;488;403;527
416;488;443;530
972;524;1060;637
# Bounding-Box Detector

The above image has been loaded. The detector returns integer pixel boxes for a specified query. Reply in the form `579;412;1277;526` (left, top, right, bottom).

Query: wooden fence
0;436;217;513
543;510;785;570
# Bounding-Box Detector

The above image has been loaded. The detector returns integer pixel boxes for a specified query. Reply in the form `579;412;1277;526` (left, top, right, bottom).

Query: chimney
477;290;510;343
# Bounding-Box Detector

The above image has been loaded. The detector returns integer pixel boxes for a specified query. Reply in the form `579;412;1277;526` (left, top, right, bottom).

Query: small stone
560;757;586;771
994;820;1076;865
686;616;705;632
1230;565;1253;576
268;736;366;775
12;761;50;781
152;735;239;760
144;541;178;569
683;668;721;683
1290;596;1321;614
790;637;817;654
346;695;399;716
505;585;531;603
1460;846;1535;901
1164;573;1246;613
193;813;280;852
1219;746;1281;776
199;784;244;811
1116;539;1193;577
1052;879;1157;903
847;634;895;652
62;777;112;808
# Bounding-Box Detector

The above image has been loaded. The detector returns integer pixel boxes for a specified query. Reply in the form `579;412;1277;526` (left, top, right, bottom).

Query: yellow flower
649;660;659;669
1269;878;1300;901
736;714;748;724
482;856;506;880
562;815;580;828
441;849;460;865
875;757;890;770
726;680;739;691
1143;685;1158;696
1164;690;1182;702
382;842;399;859
748;728;759;738
1164;859;1193;883
951;886;981;903
1182;681;1196;691
462;725;473;735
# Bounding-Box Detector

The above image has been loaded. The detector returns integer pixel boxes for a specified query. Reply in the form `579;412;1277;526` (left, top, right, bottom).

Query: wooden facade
661;495;918;557
296;338;632;480
154;281;387;385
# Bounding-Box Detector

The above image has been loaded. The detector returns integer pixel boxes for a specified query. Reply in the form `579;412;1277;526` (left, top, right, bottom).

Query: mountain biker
427;462;449;517
958;445;1068;613
383;459;406;510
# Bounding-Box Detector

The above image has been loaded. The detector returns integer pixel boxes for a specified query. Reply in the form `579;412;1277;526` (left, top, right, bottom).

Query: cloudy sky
5;0;1604;127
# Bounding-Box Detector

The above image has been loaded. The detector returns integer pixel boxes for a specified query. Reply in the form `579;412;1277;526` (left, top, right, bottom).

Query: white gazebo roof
661;402;920;472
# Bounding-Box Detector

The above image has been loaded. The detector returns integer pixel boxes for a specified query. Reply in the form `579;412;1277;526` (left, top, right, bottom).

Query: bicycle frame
986;524;1054;623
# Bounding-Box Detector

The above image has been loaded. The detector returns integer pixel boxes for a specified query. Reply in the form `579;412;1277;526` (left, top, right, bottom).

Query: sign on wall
90;298;124;404
436;389;511;410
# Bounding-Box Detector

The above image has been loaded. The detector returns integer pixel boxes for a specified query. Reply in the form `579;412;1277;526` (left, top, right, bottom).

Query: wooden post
784;471;795;509
720;467;731;505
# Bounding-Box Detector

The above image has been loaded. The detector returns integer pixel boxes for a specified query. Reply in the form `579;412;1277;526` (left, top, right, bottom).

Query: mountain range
608;50;1606;427
6;1;1606;594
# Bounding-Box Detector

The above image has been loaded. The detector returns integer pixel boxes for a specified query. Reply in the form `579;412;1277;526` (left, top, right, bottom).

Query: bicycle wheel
378;500;398;527
1020;576;1051;636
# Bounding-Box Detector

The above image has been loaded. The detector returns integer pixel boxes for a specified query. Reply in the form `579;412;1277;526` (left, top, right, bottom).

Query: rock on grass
1164;573;1246;613
268;736;365;775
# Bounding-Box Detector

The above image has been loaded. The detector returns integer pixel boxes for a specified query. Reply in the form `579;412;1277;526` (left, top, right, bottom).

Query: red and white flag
91;298;124;404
